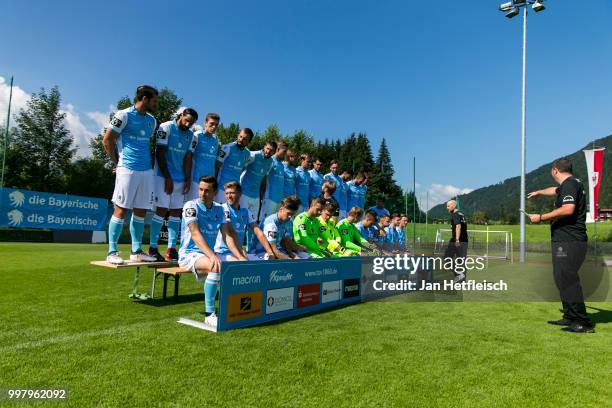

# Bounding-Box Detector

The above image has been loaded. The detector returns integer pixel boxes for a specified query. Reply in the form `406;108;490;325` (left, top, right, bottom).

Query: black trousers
444;241;468;276
551;241;592;325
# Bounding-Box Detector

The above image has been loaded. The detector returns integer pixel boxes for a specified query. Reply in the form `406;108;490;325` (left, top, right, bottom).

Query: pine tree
12;86;75;192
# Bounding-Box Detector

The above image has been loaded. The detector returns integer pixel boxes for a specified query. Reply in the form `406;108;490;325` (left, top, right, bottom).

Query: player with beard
215;128;253;203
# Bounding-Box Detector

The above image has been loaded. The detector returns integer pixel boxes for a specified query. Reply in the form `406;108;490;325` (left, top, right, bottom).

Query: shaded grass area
0;243;611;407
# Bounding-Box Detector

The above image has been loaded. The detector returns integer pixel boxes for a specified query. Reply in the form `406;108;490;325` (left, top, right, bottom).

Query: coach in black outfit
528;157;594;333
444;199;468;282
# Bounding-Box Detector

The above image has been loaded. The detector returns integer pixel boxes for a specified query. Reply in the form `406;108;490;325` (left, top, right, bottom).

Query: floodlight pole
1;76;14;191
519;5;527;263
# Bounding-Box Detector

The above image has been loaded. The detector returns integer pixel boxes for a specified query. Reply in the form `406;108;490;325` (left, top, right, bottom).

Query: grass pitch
1;242;611;407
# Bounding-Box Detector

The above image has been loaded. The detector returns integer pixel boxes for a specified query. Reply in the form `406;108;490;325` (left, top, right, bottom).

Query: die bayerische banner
583;148;605;221
0;188;109;230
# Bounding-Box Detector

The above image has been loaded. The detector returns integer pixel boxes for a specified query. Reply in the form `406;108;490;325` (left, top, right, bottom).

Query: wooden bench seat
156;267;206;301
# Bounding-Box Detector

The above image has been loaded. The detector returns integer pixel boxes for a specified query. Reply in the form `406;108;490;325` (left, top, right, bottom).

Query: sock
149;214;164;249
108;216;124;254
204;273;220;315
167;216;181;249
130;214;145;253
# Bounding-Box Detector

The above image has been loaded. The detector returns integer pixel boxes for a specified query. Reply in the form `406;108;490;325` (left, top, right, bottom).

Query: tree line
1;85;426;219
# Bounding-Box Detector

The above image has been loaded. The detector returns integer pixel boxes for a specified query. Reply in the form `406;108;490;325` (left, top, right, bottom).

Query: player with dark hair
337;207;375;254
295;153;312;212
309;158;324;202
148;108;198;261
292;197;326;258
188;112;220;201
261;140;287;220
324;160;347;218
103;85;159;264
215;128;253;203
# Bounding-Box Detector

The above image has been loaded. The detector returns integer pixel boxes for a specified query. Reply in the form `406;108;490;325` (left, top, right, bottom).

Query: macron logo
7;209;23;226
9;191;25;207
270;270;292;283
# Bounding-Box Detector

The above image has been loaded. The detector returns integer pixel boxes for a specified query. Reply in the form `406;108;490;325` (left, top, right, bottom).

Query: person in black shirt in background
444;199;468;282
528;157;593;333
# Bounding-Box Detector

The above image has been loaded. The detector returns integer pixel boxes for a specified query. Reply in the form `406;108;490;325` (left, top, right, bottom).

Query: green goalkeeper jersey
336;218;370;250
293;212;326;258
317;217;359;257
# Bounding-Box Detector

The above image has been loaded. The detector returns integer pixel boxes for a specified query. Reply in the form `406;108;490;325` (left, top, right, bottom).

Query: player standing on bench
103;85;158;265
188;113;220;201
178;176;244;327
261;140;287;220
214;128;253;203
148;108;198;262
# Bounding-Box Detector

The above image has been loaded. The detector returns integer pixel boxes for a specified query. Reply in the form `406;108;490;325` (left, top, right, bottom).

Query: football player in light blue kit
295;153;311;212
385;214;401;252
215;128;253;203
252;196;309;259
261;140;287;220
239;141;277;219
282;149;298;198
324;160;347;218
358;173;368;210
188;112;220;201
397;214;408;252
148;108;198;262
178;176;244;328
369;196;391;220
308;158;324;202
339;170;351;218
103;85;158;265
347;172;366;211
215;181;274;261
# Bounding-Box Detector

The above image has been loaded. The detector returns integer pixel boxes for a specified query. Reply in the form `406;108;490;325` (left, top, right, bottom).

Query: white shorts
112;167;153;210
154;176;185;210
253;249;310;260
261;198;280;220
240;194;261;221
178;252;208;280
214;189;226;204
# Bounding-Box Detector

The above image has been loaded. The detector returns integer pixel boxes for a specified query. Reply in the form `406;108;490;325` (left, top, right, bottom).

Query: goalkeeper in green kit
317;202;359;257
293;197;327;258
336;207;377;256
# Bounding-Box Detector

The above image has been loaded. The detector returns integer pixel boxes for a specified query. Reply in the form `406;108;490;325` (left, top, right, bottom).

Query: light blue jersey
369;206;390;219
192;131;219;182
371;224;387;247
396;226;406;251
265;156;285;202
323;173;346;212
108;106;157;171
179;199;227;257
240;150;273;198
215;202;256;254
356;221;375;242
295;167;311;208
254;213;293;251
346;181;361;211
154;120;196;182
217;141;250;189
358;184;367;210
385;226;399;251
309;169;324;201
283;162;297;198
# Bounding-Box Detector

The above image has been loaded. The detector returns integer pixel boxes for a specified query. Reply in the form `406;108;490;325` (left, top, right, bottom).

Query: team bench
90;260;199;301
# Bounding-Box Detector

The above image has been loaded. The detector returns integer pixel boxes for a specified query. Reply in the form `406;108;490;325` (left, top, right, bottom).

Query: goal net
434;229;512;260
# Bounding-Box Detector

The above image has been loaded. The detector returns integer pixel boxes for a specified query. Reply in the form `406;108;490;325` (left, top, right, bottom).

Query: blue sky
2;0;612;207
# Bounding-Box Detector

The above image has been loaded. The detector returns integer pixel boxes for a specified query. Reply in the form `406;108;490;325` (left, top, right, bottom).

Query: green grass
409;222;612;243
1;243;611;407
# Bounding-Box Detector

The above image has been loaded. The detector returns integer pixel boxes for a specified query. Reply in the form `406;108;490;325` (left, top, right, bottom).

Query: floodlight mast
497;0;546;263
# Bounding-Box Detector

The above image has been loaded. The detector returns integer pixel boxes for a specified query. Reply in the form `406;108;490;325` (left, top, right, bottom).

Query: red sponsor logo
297;283;320;308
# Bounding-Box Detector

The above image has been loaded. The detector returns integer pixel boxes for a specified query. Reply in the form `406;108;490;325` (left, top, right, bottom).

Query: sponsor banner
218;258;361;331
583;148;605;221
0;188;108;230
297;283;321;308
321;280;341;303
266;287;294;314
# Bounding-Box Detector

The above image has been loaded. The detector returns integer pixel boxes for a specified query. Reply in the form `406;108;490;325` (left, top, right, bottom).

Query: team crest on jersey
268;231;277;239
219;150;226;159
157;130;167;140
210;146;216;153
319;226;326;232
341;230;349;235
192;140;197;149
224;210;230;222
299;224;306;231
110;117;122;127
185;208;196;217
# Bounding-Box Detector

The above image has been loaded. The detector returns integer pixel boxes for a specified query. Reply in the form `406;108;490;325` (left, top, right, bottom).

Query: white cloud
61;104;97;158
0;76;30;125
423;183;474;210
86;104;115;132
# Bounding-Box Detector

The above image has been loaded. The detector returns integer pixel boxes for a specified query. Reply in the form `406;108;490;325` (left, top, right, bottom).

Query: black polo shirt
551;176;587;242
450;210;468;242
